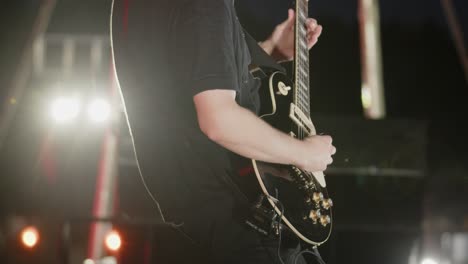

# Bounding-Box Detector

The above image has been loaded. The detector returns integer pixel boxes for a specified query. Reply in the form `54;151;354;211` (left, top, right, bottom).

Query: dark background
0;0;467;263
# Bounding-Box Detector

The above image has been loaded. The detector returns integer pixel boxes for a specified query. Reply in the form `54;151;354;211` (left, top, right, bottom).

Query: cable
267;193;286;264
293;247;327;264
270;193;327;264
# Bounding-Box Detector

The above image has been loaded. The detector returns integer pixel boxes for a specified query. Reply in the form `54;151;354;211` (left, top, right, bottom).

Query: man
111;0;335;263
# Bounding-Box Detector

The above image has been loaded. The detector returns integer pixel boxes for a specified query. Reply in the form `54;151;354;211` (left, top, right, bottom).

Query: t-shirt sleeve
179;1;240;96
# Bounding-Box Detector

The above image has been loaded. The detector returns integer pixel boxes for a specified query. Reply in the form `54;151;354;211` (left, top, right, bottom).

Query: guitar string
295;3;330;262
297;0;320;193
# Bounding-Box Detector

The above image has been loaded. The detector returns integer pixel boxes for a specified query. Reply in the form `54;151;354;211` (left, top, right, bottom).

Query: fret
300;50;308;62
298;0;308;21
298;90;308;103
299;67;308;78
298;79;307;91
298;71;308;86
299;25;307;36
297;100;304;108
299;39;307;51
299;98;308;108
298;91;306;101
298;9;307;21
298;98;307;108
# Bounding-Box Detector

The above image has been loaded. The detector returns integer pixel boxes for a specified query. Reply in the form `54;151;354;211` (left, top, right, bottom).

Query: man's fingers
330;146;336;155
321;135;332;144
288;8;295;19
284;9;295;29
308;37;318;49
308;24;322;38
307;25;322;48
306;18;318;31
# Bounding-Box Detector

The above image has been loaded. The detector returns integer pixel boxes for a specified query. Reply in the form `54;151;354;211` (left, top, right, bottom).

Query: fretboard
294;0;311;118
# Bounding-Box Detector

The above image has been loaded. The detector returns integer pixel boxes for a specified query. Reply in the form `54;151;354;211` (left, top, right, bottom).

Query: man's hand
259;8;323;62
297;135;336;173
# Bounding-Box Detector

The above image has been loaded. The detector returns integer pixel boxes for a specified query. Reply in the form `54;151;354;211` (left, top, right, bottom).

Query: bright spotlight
421;258;438;264
104;230;121;252
20;226;39;249
88;99;111;123
51;97;80;122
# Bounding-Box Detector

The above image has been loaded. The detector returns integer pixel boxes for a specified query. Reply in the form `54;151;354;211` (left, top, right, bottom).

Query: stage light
361;85;372;109
421;258;438;264
104;230;121;252
51;97;80;122
20;226;39;249
83;259;95;264
88;99;111;123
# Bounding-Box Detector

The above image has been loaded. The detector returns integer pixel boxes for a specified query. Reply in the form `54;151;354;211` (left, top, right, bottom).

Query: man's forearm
205;103;305;167
258;40;290;63
258;40;274;56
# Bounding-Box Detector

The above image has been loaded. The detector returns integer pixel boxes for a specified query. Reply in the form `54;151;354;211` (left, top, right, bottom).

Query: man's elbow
193;89;237;143
198;113;225;143
199;121;219;142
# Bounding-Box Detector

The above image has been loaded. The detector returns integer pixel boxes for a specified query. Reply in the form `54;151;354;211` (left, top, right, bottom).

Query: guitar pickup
289;103;316;135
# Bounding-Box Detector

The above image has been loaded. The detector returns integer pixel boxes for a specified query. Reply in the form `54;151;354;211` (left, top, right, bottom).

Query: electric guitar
234;0;333;246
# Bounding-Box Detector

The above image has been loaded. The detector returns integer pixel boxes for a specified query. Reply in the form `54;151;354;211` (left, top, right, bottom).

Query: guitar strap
242;28;287;75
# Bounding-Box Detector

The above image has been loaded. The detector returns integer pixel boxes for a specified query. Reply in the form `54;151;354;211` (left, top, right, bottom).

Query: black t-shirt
112;0;260;224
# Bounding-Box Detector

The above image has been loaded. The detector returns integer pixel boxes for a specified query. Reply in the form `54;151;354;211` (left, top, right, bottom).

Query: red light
20;226;39;249
104;230;121;252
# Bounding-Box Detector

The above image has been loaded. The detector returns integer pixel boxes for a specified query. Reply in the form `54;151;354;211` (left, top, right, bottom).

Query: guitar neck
294;0;311;117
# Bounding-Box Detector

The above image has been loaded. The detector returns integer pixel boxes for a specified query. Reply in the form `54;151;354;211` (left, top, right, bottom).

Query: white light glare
105;230;121;251
51;97;80;122
21;226;39;248
88;99;111;123
421;258;438;264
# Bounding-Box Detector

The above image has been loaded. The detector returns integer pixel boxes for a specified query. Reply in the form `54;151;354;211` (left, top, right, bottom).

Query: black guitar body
233;71;333;246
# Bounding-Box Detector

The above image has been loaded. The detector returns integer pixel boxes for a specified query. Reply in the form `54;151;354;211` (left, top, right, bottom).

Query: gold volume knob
320;215;331;226
308;209;321;222
313;192;324;203
322;198;334;210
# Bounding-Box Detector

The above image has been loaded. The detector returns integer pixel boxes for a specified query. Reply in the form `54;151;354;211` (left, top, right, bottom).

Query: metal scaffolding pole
440;0;468;84
0;0;57;150
358;0;386;119
87;62;121;261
